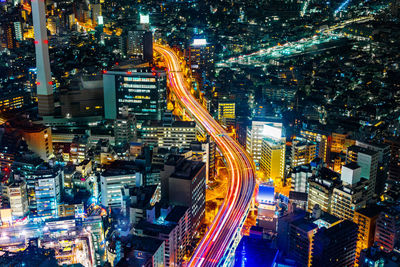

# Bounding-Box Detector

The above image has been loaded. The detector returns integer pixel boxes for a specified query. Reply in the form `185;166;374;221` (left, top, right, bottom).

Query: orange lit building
353;206;381;266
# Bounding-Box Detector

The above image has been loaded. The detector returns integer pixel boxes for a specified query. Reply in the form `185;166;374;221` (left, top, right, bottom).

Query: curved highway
155;44;256;266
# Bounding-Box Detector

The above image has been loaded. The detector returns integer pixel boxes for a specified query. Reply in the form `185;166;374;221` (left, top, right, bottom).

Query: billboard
140;14;149;24
262;124;282;139
192;39;207;46
257;183;275;204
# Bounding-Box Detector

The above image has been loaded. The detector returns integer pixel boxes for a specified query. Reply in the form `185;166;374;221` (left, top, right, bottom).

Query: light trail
155;44;256;266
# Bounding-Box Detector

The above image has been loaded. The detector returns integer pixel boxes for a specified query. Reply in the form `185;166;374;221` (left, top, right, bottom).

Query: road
155;44;256;266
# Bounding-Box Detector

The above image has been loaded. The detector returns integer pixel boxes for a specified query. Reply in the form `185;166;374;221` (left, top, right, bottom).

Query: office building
353;206;381;266
288;218;318;267
20;124;53;161
121;185;160;225
0;90;28;112
355;141;390;195
6;181;29;218
134;205;190;267
34;167;63;218
347;145;378;199
374;206;400;253
70;135;89;164
359;245;400;267
114;110;137;146
115;235;165;267
104;66;166;121
291;140;317;168
188;38;214;80
59;74;104;117
291;164;313;193
127;30;153;61
100;161;143;208
259;122;285;182
331;163;368;221
168;160;206;233
307;167;340;213
310;220;358;267
384;138;400;183
141;120;197;149
300;129;331;163
246;120;270;167
218;101;236;127
31;0;54;115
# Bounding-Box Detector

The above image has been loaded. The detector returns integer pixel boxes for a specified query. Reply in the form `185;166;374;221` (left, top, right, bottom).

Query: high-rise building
34;168;63;218
392;0;400;17
217;101;235;127
307;167;341;213
291;140;317;168
31;0;54;115
114;108;137;146
20;125;53;161
127;30;153;61
246;120;270;167
300;129;331;163
188;37;214;82
288;218;318;267
331;163;368;221
310;220;358;267
168;160;206;233
6;181;29;218
103;67;167;121
347;145;378;200
353;206;381;266
291;164;313;193
374;206;400;253
4;22;18;49
100;161;143;208
384;138;400;183
259;122;285;182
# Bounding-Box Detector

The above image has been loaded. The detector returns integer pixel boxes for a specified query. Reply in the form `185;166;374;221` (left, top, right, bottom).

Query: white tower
31;0;54;116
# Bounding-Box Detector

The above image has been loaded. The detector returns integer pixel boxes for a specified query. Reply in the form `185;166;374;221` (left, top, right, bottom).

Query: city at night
0;0;399;266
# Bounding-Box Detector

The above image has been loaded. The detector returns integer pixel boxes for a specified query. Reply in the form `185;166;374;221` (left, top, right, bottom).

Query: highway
155;44;256;266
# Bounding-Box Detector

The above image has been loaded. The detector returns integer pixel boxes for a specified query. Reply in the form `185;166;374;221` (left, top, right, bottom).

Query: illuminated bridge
155;44;256;266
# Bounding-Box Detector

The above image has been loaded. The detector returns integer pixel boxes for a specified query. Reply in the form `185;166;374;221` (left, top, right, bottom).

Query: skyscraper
31;0;54;115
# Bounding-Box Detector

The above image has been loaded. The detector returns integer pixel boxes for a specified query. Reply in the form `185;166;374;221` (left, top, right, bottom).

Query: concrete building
141;121;197;150
353;206;381;266
347;145;378;200
217;101;236;127
374;206;400;253
260;127;286;183
100;161;143;208
331;163;368;221
168;160;206;233
291;164;313;193
6;181;29;218
114;110;137;146
307;167;341;213
20;125;53;161
291;140;316;168
310;220;358;267
246;120;270;167
60;74;104;117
